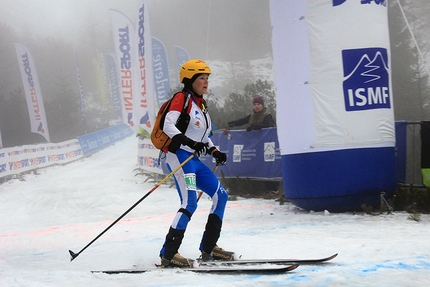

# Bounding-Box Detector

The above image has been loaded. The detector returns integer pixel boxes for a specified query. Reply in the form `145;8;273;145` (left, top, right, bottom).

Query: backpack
151;92;191;152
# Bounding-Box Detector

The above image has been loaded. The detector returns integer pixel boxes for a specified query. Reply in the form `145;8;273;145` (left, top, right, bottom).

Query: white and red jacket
163;91;216;154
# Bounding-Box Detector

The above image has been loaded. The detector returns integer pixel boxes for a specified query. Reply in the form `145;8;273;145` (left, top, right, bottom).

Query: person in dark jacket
227;96;276;131
227;96;279;193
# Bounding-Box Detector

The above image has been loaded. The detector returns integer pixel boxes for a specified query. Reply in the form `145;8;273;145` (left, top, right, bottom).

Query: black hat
182;73;203;91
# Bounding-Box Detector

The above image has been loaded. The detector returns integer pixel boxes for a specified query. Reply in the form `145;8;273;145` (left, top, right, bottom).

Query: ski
200;253;338;266
92;264;299;274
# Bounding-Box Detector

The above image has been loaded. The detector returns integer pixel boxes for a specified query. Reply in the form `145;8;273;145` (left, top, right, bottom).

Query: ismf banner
14;42;50;142
270;0;396;212
110;9;136;130
135;0;156;135
199;128;282;179
152;37;171;108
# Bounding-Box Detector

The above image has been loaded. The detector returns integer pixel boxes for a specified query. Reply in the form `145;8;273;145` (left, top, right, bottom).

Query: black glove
208;147;227;165
227;121;235;128
185;140;208;156
172;134;208;156
246;125;254;132
212;150;227;165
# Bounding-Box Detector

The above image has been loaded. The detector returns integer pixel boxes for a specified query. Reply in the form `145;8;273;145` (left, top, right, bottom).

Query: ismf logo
233;145;244;163
264;142;275;162
342;48;390;112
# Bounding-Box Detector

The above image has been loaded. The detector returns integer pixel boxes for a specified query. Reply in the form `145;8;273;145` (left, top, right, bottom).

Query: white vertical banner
14;42;50;142
270;0;396;212
152;37;171;108
271;0;394;155
110;9;137;130
135;0;156;135
307;0;394;148
74;49;87;134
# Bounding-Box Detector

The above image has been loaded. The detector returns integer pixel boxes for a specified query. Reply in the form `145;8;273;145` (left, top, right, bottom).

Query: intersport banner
135;0;156;135
14;42;50;142
110;9;136;130
152;37;171;108
270;0;396;212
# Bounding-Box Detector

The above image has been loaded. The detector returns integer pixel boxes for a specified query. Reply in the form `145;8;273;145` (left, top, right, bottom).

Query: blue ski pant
160;149;228;256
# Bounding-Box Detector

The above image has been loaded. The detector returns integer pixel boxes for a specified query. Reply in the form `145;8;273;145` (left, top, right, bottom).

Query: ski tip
69;250;78;262
288;264;300;271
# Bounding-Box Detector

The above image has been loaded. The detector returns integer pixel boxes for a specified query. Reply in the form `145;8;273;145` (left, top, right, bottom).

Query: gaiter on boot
163;227;185;260
200;214;222;253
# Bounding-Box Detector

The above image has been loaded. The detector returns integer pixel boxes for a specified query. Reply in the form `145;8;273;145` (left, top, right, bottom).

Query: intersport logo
342;48;390;112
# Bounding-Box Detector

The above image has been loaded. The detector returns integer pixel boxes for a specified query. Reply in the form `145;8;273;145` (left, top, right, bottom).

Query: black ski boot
199;214;235;261
160;227;193;267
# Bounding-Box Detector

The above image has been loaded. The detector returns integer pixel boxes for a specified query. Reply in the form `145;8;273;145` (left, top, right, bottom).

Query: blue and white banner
106;53;122;118
200;128;282;179
110;9;136;130
308;0;394;148
0;139;83;178
77;124;133;155
135;0;156;135
270;0;396;212
152;37;171;108
14;42;50;142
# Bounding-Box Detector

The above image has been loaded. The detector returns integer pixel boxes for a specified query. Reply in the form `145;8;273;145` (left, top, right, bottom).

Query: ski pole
197;164;219;202
69;152;196;262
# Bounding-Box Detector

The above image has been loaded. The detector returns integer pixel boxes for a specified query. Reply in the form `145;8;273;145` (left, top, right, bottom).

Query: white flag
14;42;50;142
74;49;87;133
135;0;156;134
110;9;137;130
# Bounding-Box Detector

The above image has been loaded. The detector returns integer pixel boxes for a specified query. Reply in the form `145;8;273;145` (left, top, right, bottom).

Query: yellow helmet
179;59;211;83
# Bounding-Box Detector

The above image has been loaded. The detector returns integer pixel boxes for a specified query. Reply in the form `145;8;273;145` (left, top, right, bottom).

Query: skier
159;59;234;268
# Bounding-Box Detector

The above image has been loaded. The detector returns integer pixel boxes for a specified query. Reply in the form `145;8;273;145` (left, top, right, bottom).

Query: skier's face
192;74;209;95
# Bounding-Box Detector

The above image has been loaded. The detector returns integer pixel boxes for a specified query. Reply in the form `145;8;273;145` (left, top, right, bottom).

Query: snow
1;136;430;286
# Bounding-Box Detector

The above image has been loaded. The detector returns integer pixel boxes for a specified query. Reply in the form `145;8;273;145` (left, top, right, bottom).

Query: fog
0;0;273;146
1;0;430;147
0;0;271;62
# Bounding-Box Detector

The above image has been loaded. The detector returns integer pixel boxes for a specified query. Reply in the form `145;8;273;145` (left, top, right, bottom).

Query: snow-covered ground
1;136;430;287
